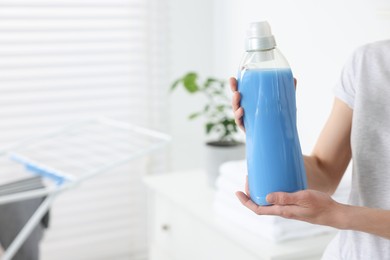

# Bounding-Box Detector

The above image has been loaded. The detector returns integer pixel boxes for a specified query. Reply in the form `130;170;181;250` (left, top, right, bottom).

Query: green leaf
203;104;210;112
183;72;199;93
204;78;218;89
206;123;215;134
216;105;225;112
188;112;201;120
226;118;236;127
212;90;223;96
226;119;238;134
170;78;181;92
221;118;229;126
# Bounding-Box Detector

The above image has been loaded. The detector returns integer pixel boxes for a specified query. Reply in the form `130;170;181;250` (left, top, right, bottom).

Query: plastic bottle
237;21;307;206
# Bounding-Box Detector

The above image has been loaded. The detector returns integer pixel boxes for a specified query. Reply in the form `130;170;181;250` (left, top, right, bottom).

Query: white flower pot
204;141;245;188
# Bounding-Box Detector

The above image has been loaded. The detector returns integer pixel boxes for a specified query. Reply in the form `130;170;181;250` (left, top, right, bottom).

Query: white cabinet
144;170;336;260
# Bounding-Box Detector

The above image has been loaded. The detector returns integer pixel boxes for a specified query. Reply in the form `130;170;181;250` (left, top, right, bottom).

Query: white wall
168;0;390;171
167;0;214;171
212;0;390;155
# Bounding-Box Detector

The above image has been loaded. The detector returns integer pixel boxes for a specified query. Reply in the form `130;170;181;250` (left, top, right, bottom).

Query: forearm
303;155;336;194
337;204;390;239
303;99;353;195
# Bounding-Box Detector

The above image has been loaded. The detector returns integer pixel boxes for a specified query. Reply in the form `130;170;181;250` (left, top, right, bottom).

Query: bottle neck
239;48;290;70
246;48;275;62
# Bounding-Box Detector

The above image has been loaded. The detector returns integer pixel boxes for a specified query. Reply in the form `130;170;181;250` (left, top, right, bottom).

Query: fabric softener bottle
238;21;307;206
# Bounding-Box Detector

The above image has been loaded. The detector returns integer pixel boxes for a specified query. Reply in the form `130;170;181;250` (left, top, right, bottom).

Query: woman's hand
236;189;346;228
229;77;245;132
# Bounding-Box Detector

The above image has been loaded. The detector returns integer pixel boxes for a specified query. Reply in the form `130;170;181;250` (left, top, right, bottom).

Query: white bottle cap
245;21;276;51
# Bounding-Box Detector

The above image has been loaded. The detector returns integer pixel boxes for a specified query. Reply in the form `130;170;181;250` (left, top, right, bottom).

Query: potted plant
171;72;245;187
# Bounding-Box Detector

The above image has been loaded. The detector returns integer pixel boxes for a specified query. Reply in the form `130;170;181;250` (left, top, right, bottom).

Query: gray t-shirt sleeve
334;50;360;109
324;39;390;259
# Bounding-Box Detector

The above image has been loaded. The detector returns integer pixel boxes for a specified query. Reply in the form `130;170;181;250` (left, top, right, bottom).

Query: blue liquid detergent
238;68;307;206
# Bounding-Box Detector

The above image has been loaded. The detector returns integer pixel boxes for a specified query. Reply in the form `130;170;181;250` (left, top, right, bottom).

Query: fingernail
266;194;274;203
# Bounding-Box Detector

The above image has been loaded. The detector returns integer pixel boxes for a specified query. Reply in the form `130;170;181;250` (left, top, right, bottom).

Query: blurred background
0;0;389;259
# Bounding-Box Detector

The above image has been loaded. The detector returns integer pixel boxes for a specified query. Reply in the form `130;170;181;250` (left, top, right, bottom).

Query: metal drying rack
0;117;171;260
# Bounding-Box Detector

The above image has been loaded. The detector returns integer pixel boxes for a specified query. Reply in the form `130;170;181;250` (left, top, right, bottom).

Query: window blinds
0;0;168;259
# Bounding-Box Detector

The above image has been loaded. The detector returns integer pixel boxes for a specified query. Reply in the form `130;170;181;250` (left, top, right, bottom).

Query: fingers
232;81;244;122
229;77;237;92
236;191;288;216
234;108;245;132
230;76;245;132
234;107;244;123
245;175;250;196
236;191;298;218
236;191;256;210
236;191;271;214
232;91;241;111
266;192;300;205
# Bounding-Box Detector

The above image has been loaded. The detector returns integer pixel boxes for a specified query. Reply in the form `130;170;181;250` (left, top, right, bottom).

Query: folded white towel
214;192;334;242
214;159;350;242
215;189;332;231
218;160;247;186
214;180;336;234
